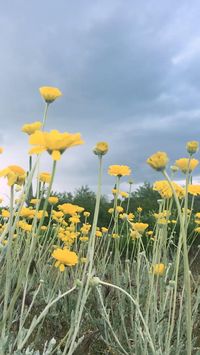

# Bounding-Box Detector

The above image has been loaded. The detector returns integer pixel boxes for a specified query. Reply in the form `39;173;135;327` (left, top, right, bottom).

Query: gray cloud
0;0;200;197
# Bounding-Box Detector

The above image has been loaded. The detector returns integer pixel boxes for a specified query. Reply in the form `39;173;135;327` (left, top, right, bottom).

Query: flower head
0;165;26;186
153;180;185;199
93;142;109;156
39;172;51;184
22;121;42;135
175;158;199;173
186;141;199;155
29;130;84;160
39;86;62;103
52;248;78;271
151;263;165;276
108;165;131;177
48;196;59;205
131;222;148;233
147;152;169;171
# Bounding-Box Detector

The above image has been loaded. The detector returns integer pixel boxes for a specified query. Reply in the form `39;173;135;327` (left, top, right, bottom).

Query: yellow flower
52;248;78;271
151;263;165;276
22;121;42;135
194;227;200;233
137;207;143;213
83;211;90;217
80;236;89;242
119;213;134;221
186;141;199;155
29;130;84;160
112;233;120;239
188;185;200;196
120;191;129;198
93;141;109;156
48;196;59;205
69;215;80;224
108;208;114;214
130;230;140;240
30;198;40;205
2;209;10;218
20;207;35;219
101;227;108;233
146;231;153;236
108;165;131;177
39;86;62;103
96;230;102;237
153;180;185;199
58;203;83;216
0;147;3;154
147;152;169;171
0;165;26;186
18;221;32;232
195;212;200;219
175;158;199;173
116;206;124;213
132;222;149;233
39;172;51;184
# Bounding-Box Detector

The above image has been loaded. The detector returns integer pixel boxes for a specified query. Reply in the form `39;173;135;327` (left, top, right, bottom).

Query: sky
0;0;200;199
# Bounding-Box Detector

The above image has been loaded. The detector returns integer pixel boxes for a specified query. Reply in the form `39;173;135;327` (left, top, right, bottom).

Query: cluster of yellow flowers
153;180;185;199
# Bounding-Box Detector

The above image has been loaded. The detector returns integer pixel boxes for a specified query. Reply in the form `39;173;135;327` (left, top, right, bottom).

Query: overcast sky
0;0;200;199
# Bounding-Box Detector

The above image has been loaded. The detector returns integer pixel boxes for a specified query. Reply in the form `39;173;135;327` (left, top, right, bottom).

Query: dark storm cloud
0;0;200;196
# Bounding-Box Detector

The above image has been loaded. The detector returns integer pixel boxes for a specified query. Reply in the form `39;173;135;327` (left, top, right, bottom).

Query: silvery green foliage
13;338;57;355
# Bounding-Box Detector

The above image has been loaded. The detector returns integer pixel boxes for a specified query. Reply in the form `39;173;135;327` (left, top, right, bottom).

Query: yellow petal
29;147;46;155
52;150;61;160
59;263;65;272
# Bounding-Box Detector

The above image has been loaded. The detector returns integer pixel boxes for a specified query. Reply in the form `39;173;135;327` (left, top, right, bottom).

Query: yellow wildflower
188;185;200;196
194;227;200;233
0;165;26;186
58;203;83;216
96;230;102;237
39;172;51;184
112;233;120;239
93;141;109;156
48;196;59;205
132;222;148;233
175;158;199;173
186;141;199;155
137;207;143;213
130;230;140;240
39;86;62;103
83;211;90;217
29;130;84;160
108;208;114;214
22;121;42;135
147;152;169;171
101;227;108;233
153;180;185;199
18;221;32;232
151;263;165;276
108;165;131;177
20;207;35;219
2;209;10;218
120;191;129;198
30;198;40;205
79;236;89;242
116;206;124;213
52;248;78;271
69;216;80;224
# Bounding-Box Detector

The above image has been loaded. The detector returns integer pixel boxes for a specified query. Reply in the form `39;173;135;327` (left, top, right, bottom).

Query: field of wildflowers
0;87;200;354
